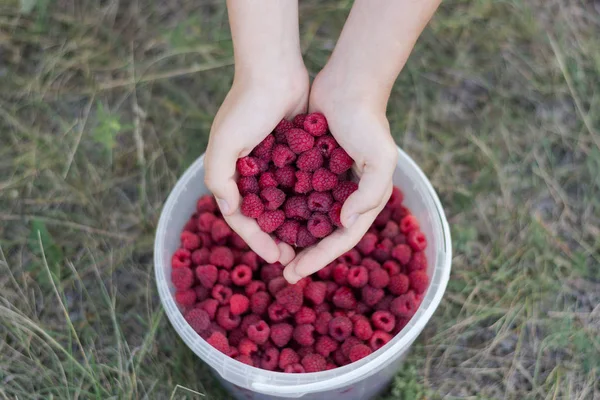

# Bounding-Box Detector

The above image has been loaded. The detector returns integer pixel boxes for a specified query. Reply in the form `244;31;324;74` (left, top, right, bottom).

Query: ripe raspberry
382;260;401;276
219;270;233;286
381;221;400;239
268;276;287;296
257;210;285;233
349;315;372;341
258;187;284;211
303;113;328;137
240;314;261;333
207;331;230;354
284;196;311;220
372;238;393;263
236;156;261;177
339;249;362;265
285;363;305;373
312;168;338;192
296;226;317;247
252;134;275;160
261;347;280;371
329;316;353;342
315;135;338;157
272;144;296;167
270;323;293;347
191;248;210;266
369;268;390;289
332;181;358;203
296;147;324;172
243;320;269;345
315;335;338;358
196;284;210;303
409;270;429;294
196;195;217;213
369;331;392;351
388;274;410;295
361;285;385;307
315;311;333;335
295;276;311;290
316;262;334;280
237;176;259;196
175;289;196;307
293;171;312;194
356;301;371;315
230;265;252;287
240;194;264;219
329;147;353;174
293;324;315;347
307;213;333;238
261;263;284;282
295;307;317;325
181;231;201;250
235;354;254;366
210;247;234;269
304;281;327;305
371;311;395;332
171;267;193;291
229;232;248;250
198;298;219;320
230;294;250;316
286;128;315;154
185;308;210;333
392;206;409;223
399;215;420;233
197;212;217;232
307;191;333;212
293;113;307;128
275;119;294;136
391;244;412;265
349;344;372;362
258;171;278;190
212;284;233;305
390;292;417;318
274;165;296;188
195;264;218;288
211;219;232;244
405;251;427;274
407;230;427;252
374;207;392;228
279;348;300;369
347;266;369;288
183;217;198;233
250;291;271;315
216;305;241;330
328;202;343;227
341;336;362;358
374;295;394;312
332;263;349;286
302;353;326;372
268;303;290;322
275;286;303;314
228;328;245;347
207;322;226;337
387;186;404;209
172;248;192;269
245;280;265;296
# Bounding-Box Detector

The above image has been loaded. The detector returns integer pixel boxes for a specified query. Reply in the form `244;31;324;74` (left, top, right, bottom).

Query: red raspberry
235;354;254;366
407;251;427;272
245;281;265;297
293;324;315;347
328;202;343;227
259;187;285;211
274;165;296;188
219;270;232;286
216;305;241;330
349;344;372;362
372;238;393;263
329;147;353;174
356;301;371;315
284;196;311;220
293;113;307;128
347;266;369;288
258;171;278;190
279;348;300;369
240;194;264;219
260;347;280;371
399;215;420;233
369;268;390;289
307;191;333;212
284;363;305;373
230;265;252;286
184;308;210;333
361;285;385;307
181;231;201;250
175;289;196;307
391;244;412;265
191;248;211;265
230;294;250;316
183;217;198;233
272;144;297;167
307;212;333;238
229;232;249;250
207;331;229;354
236;156;260;177
392;233;407;246
329;316;353;342
268;276;287;296
256;157;269;173
388;274;410;295
316;262;334;280
381;221;400;239
171;267;193;290
240;314;261;333
275;119;294;136
240;252;260;271
332;263;349;285
212;284;232;305
268;303;290;322
296;147;324;172
294;171;312;194
326;362;337;370
303;113;328;137
260;263;284;282
333;347;349;366
197;212;217;233
315;311;333;335
194;284;208;301
250;291;271;315
315;335;338;357
228;328;245;347
409;270;429;294
315;303;331;315
275;220;299;245
209;247;234;269
371;311;395;332
296;226;317;247
315;135;338;157
392;206;409;223
298;346;316;360
237;176;259;196
339;249;362;265
257;210;285;233
312;168;338;192
197;195;217;213
286;128;315;154
390;291;417;318
211;219;232;244
270;323;293;347
295;307;317;325
302;353;326;372
275;286;303;314
332;181;358;203
172;248;192;269
341;336;362;358
374;295;394;312
407;230;427;251
374;207;392;228
247;320;270;345
197;298;219;320
207;322;226;337
304;281;327;305
350;315;372;341
195;264;218;288
387;186;404;209
369;330;392;351
382;260;401;276
252;134;275;160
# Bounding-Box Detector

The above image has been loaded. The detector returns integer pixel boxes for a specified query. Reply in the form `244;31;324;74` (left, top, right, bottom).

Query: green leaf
92;102;123;151
20;0;37;14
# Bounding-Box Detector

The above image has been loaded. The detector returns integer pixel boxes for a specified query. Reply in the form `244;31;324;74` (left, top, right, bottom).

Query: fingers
341;170;394;228
204;141;241;217
277;241;296;265
223;210;281;264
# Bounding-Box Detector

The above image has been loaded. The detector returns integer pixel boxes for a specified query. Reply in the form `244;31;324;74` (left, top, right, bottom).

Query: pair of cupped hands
204;63;398;284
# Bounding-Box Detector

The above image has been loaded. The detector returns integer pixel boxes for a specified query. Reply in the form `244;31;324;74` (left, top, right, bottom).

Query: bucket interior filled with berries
154;113;451;400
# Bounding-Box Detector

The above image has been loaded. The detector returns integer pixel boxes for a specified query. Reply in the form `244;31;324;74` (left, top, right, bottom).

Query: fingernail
216;198;230;214
346;213;359;228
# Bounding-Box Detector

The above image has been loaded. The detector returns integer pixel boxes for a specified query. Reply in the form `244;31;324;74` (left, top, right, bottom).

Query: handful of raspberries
236;113;356;246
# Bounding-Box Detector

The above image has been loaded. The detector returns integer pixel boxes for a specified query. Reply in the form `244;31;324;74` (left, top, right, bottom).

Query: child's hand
204;68;309;265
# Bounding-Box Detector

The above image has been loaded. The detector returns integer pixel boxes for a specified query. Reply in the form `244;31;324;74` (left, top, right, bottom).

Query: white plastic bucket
154;147;452;400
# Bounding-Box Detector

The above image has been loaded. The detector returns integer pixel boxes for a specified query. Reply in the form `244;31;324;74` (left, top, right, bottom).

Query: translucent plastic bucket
154;147;452;400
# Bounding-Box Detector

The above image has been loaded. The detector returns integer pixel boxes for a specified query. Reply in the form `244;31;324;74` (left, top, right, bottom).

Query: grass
1;0;599;398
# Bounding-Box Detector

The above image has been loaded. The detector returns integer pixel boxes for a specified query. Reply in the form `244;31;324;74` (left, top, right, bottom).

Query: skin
204;0;442;281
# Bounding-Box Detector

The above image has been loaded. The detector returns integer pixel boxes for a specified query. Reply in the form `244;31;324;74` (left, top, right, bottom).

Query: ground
1;0;599;399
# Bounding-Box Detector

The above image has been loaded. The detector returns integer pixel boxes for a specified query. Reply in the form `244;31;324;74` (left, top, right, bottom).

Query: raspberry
275;286;303;314
329;316;353;342
271;323;293;347
374;295;394;312
389;273;410;295
172;248;192;269
307;213;333;238
272;144;297;167
228;328;245;347
381;221;400;239
279;348;300;369
407;230;427;252
252;134;275;160
268;303;290;322
361;285;385;307
316;263;334;280
211;219;232;244
333;347;348;366
315;311;333;335
304;281;327;305
230;232;248;250
325;281;339;301
274;222;299;246
258;172;278;190
230;265;252;286
235;354;254;366
302;353;326;372
237;176;259;196
286;129;315;154
250;291;271;315
307;191;333;212
372;238;393;262
183;217;198;233
391;244;412;265
207;332;230;354
240;194;264;219
196;195;217;214
185;308;210;333
245;280;265;296
399;215;420;233
332;181;358;203
195;284;209;301
261;263;284;282
371;311;395;332
284;363;305;373
296;147;324;172
393;233;407;246
240;314;261;333
356;302;371;315
409;270;429;294
268;276;287;296
387;186;404;209
382;260;401;276
369;331;392;351
390;292;417;318
296;226;317;247
332;263;349;285
314;302;330;314
197;212;217;233
312;168;338;192
195;264;218;288
218;270;231;287
315;335;338;358
303;113;328;137
274;165;296;188
257;210;285;233
392;206;409;223
190;248;210;266
369;268;390;289
284;196;311;220
295;307;317;325
175;289;196;307
207;322;226;337
236;156;261;177
293;113;307;128
212;284;233;305
293;324;315;347
230;294;250;316
260;347;280;371
347;266;369;288
349;316;371;341
407;251;427;272
198;298;219;320
328;202;343;227
329;147;353;174
315;135;338;157
374;207;392;228
216;305;241;330
242;320;268;345
348;344;372;362
293;171;312;194
210;247;234;269
339;249;362;265
256;157;269;173
275;119;294;136
181;231;201;250
171;267;193;291
341;336;362;358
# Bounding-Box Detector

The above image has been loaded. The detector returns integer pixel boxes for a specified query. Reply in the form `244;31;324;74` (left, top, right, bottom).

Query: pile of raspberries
170;186;430;373
236;113;357;246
